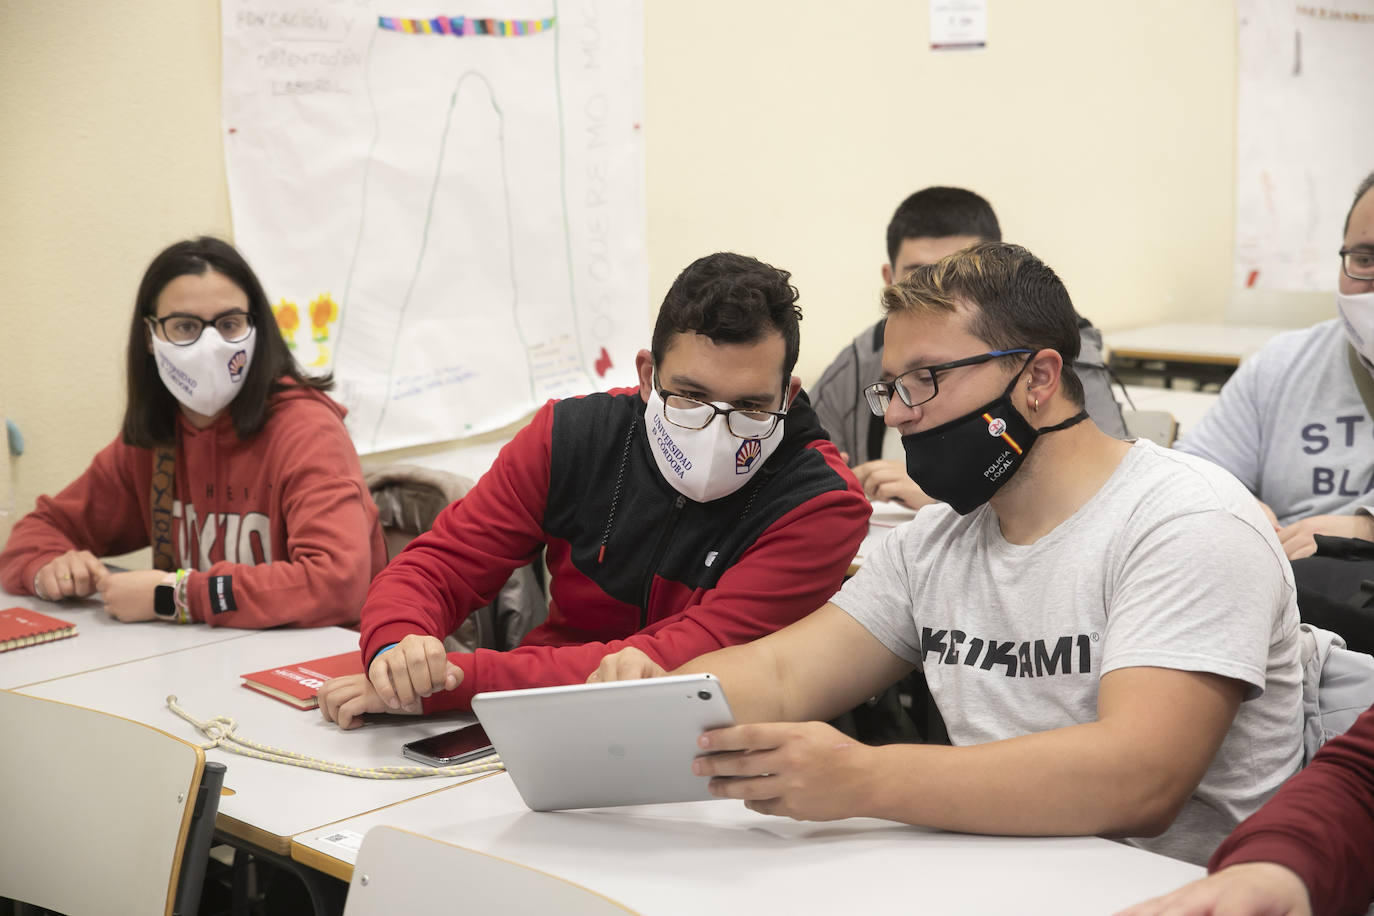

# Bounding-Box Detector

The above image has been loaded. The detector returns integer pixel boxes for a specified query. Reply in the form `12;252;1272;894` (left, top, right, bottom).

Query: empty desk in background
1107;323;1289;388
292;771;1206;916
1;586;255;689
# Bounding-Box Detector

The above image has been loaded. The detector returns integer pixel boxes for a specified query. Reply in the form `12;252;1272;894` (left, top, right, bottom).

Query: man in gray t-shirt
1176;172;1374;560
591;242;1303;866
810;186;1127;510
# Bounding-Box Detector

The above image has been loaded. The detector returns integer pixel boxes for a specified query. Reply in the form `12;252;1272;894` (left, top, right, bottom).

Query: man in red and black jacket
321;252;870;726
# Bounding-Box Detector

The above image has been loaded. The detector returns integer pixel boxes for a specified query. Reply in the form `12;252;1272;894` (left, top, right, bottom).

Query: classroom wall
2;0;1330;544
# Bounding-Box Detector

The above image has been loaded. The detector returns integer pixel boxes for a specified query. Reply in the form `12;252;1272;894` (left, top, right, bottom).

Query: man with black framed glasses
592;242;1302;865
1175;171;1374;565
320;252;869;727
810;186;1126;511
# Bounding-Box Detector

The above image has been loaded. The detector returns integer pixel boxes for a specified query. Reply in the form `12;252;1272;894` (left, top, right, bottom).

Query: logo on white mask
227;349;248;381
1337;290;1374;367
734;438;762;474
151;325;257;418
643;388;783;502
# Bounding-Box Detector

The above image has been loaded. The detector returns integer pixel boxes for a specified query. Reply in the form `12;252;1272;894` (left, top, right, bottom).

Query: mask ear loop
1029;345;1091;434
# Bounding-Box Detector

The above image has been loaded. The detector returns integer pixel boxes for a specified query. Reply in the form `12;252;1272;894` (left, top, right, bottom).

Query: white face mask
1337;290;1374;367
150;325;257;418
643;388;784;502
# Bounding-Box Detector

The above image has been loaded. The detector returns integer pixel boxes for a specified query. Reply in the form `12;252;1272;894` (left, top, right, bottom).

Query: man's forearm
670;605;913;725
673;642;794;722
860;722;1191;838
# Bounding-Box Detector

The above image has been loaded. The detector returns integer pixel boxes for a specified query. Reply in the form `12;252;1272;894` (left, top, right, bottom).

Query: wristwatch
154;572;178;621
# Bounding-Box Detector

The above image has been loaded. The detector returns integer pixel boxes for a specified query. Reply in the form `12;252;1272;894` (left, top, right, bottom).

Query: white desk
18;626;492;853
1106;323;1290;388
1107;323;1288;365
1;588;255;689
848;500;913;572
1121;385;1220;439
294;772;1205;915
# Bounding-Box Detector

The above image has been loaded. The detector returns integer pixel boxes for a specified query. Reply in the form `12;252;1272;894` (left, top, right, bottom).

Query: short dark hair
881;242;1085;407
886;187;1002;265
1345;170;1374;237
122;237;332;448
650;252;802;381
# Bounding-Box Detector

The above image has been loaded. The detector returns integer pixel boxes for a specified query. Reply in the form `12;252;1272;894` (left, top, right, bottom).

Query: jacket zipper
639;494;686;629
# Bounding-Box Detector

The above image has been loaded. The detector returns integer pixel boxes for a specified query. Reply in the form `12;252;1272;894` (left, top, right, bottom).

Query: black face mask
900;359;1088;515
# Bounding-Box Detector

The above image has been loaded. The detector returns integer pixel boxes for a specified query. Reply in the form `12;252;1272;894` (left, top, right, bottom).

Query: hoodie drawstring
597;417;638;564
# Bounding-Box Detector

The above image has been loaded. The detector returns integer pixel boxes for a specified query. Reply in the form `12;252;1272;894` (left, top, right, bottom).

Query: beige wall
2;0;1258;542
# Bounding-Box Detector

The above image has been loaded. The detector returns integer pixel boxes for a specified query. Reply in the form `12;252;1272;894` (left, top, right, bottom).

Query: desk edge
291;841;355;883
1109;348;1242;366
217;813;293;857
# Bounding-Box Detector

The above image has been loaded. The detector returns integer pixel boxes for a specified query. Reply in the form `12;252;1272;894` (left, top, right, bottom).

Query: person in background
1117;703;1374;916
0;237;385;627
319;252;869;728
592;243;1302;866
1175;171;1374;561
811;186;1126;509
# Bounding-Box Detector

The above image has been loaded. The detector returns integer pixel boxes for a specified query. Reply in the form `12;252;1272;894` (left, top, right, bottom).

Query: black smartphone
401;723;495;767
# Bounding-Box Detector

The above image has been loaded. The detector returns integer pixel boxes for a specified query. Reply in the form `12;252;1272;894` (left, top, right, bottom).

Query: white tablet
471;674;735;811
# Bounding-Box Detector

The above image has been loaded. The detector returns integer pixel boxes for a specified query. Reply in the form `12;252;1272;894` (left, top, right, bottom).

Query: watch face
154;584;176;619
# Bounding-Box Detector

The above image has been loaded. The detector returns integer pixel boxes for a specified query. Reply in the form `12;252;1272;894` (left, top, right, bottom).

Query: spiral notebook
0;607;78;652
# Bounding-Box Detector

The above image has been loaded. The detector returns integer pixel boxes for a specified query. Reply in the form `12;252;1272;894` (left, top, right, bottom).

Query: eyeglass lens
161;313;254;345
662;395;779;437
1345;250;1374;281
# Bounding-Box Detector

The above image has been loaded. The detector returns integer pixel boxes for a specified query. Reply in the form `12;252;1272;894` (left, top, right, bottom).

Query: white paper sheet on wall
221;1;647;454
1235;0;1374;293
929;0;987;51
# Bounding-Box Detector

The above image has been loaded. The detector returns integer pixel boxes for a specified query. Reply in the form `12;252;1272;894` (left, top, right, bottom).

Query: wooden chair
0;690;224;916
342;825;635;915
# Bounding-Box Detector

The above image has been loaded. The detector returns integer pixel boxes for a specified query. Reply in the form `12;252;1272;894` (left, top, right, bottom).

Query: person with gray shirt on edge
1175;171;1374;561
591;242;1302;866
810;186;1126;510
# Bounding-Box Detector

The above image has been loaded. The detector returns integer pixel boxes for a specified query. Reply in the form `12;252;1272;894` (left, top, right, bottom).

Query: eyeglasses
655;373;787;439
147;311;255;346
1341;248;1374;282
863;348;1032;416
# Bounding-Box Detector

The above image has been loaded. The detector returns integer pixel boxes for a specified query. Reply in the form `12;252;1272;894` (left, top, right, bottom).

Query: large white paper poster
222;1;647;453
1235;1;1374;292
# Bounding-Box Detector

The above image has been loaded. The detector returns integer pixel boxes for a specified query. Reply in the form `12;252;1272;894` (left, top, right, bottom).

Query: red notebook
0;607;78;652
240;651;365;709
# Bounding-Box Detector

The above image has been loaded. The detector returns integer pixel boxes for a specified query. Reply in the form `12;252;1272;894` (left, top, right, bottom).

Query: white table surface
1;588;255;689
849;501;914;570
1121;385;1220;438
1106;323;1290;363
295;772;1205;916
17;626;489;851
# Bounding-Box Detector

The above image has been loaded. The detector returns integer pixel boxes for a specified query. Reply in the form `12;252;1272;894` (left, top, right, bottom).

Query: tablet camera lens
697;690;711;700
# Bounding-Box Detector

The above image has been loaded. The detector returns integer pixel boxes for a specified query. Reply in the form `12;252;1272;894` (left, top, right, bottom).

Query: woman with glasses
0;237;386;628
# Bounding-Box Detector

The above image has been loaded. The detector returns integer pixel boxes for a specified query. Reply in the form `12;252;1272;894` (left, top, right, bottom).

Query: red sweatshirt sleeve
358;401;554;656
1209;704;1374;916
185;407;385;629
419;439;870;712
0;438;151;593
